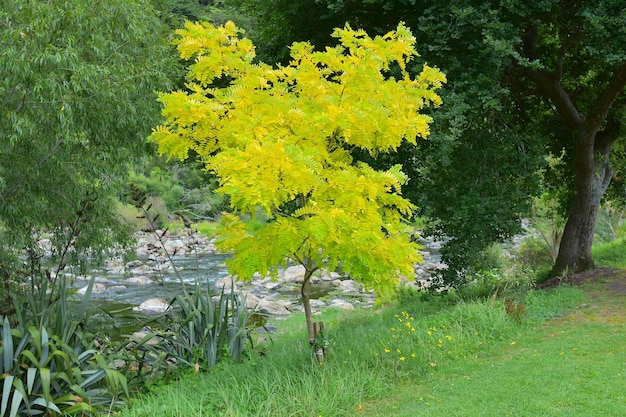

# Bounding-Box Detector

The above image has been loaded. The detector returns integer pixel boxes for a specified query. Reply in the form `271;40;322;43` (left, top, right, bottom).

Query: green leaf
29;397;61;414
76;275;96;321
26;367;36;395
39;367;51;405
1;375;14;416
9;378;27;417
19;350;39;368
1;317;13;373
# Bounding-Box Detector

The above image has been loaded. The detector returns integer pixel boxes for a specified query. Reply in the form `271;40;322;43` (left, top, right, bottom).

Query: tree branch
585;61;626;135
520;24;583;131
524;68;584;131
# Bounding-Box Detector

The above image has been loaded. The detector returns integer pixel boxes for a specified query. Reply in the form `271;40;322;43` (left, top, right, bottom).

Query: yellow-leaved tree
150;20;445;357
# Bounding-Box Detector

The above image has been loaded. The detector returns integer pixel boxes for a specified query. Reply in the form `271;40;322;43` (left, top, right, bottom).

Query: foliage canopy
231;0;626;280
0;0;176;259
0;0;178;317
151;21;445;295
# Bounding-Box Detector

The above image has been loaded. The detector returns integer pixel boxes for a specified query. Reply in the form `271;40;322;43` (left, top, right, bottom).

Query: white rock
244;292;261;309
131;265;153;275
215;276;237;289
164;239;186;255
264;281;281;290
126;260;144;268
77;283;106;295
136;298;170;313
124;276;153;285
309;299;327;309
109;285;127;291
257;299;292;315
423;262;447;271
429;242;443;250
283;265;306;283
328;299;354;310
337;279;362;293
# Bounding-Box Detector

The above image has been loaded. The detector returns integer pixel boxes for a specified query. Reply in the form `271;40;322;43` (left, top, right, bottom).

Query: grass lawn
119;269;626;417
361;269;626;416
361;311;625;416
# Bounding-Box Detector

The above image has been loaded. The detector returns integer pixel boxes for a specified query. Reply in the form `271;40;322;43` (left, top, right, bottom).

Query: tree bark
301;267;316;346
552;129;612;275
300;258;325;363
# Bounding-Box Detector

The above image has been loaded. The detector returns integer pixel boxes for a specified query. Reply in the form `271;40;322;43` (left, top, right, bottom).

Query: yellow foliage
150;21;446;294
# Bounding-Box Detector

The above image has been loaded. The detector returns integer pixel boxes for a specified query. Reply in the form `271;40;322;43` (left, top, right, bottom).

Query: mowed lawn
361;276;626;417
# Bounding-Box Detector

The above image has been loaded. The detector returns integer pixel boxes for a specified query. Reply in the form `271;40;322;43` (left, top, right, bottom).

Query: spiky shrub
0;317;128;417
1;261;129;416
124;281;254;376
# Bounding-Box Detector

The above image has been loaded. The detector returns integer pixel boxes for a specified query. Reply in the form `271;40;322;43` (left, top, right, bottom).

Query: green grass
592;238;626;268
112;235;626;417
117;283;606;417
361;311;626;416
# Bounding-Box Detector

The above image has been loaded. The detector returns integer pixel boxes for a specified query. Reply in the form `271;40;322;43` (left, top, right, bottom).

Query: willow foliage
151;21;445;295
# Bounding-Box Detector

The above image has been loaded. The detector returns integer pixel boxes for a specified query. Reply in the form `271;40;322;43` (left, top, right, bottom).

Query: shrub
1;276;129;417
117;196;169;232
515;234;556;269
119;281;255;382
0;317;128;417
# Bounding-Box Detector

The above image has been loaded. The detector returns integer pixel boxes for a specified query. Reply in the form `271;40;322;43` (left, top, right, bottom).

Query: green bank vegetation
118;263;626;416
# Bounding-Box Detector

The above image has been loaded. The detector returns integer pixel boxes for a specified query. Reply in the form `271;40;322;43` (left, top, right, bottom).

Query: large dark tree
230;0;626;280
512;1;626;274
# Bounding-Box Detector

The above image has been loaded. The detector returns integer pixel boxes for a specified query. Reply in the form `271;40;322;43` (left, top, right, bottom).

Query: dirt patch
539;267;626;293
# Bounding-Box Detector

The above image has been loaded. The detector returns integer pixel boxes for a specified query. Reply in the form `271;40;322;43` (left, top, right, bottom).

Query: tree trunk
300;259;324;362
552;128;613;276
301;267;316;346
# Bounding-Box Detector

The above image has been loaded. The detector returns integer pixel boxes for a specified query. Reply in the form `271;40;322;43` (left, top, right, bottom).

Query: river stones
77;283;106;295
135;298;170;313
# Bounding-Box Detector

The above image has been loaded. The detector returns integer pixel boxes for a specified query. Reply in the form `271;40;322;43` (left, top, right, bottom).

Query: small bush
116;196;168;232
471;244;508;273
194;221;221;237
515;234;555;269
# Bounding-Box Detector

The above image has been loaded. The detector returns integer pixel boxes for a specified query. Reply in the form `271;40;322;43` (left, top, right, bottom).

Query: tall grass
119;285;585;417
592;238;626;268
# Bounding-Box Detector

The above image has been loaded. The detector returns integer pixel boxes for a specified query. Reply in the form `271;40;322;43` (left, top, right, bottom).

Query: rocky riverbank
74;229;447;317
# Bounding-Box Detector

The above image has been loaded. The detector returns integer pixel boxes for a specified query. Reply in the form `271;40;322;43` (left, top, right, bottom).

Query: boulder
164;239;186;255
109;285;127;291
135;298;170;313
336;279;362;294
125;259;144;269
215;276;238;290
124;276;153;285
283;265;306;283
309;299;327;309
257;298;292;315
77;283;106;295
264;281;281;290
328;298;354;310
244;292;261;309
